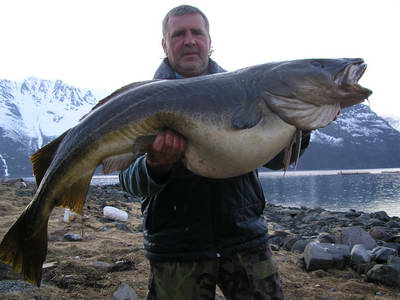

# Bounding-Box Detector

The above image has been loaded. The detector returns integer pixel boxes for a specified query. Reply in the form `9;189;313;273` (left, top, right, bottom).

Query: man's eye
192;29;204;35
172;31;185;38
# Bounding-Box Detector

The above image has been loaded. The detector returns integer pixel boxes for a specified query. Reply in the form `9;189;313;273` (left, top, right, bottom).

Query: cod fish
0;58;372;286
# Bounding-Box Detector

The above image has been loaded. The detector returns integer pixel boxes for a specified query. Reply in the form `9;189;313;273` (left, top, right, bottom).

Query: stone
367;218;387;227
369;227;393;242
335;226;377;250
370;211;390;222
366;264;400;287
291;239;310;253
63;233;82;241
371;246;397;263
388;255;400;272
382;242;400;254
386;220;400;228
350;244;372;265
112;283;138;300
317;232;335;244
303;242;351;271
282;236;301;251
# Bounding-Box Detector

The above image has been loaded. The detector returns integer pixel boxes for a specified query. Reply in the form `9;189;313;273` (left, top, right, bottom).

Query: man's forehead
166;13;208;32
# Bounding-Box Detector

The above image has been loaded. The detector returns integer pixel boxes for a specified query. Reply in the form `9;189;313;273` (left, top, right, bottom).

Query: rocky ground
0;180;399;300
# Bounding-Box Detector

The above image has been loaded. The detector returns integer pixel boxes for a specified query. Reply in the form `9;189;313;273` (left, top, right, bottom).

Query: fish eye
311;61;324;68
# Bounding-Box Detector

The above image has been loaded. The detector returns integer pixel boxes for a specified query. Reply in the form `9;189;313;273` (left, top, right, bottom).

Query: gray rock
112;283;138;300
291;239;310;253
367;218;386;227
351;244;372;265
382;242;400;254
371;246;398;263
366;264;400;287
317;232;335;244
345;210;361;218
282;236;301;251
0;280;34;293
390;235;400;243
370;211;390;222
369;227;393;242
386;220;400;228
303;242;351;271
335;226;377;250
388;255;400;272
63;233;83;241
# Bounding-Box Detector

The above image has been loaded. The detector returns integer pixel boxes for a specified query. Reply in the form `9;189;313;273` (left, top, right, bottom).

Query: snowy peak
0;77;99;150
384;116;400;132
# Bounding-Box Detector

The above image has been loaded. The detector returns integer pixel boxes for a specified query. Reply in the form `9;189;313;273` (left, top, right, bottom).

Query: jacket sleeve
263;130;311;170
119;155;168;197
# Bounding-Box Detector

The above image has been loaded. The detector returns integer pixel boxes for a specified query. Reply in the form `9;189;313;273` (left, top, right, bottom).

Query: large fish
0;58;372;286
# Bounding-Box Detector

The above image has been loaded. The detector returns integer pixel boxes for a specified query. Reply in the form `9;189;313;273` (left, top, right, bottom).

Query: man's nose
183;32;196;47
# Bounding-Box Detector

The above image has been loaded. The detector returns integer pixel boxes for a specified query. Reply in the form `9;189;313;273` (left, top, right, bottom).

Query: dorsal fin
80;80;159;121
30;130;69;186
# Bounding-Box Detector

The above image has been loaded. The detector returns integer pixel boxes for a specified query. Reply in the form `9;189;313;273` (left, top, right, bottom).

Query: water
24;169;400;217
260;169;400;217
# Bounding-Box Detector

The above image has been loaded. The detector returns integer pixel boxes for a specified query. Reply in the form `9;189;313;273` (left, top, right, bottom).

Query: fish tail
0;209;48;287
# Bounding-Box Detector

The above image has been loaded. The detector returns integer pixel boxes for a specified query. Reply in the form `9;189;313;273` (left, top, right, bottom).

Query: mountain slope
297;105;400;170
0;77;100;177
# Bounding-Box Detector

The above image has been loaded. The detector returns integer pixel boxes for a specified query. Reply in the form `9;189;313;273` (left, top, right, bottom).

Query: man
120;5;310;300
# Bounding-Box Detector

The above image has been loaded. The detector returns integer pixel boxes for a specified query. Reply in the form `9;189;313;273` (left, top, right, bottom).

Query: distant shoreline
1;167;400;183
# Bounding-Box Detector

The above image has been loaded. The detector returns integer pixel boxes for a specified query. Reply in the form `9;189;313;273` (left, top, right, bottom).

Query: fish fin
232;102;262;129
283;129;303;171
31;130;70;186
59;172;94;215
102;135;156;174
283;130;298;171
0;210;49;287
293;130;303;170
80;80;160;121
102;153;136;174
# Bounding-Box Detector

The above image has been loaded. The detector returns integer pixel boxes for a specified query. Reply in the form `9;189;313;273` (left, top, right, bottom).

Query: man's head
162;5;211;77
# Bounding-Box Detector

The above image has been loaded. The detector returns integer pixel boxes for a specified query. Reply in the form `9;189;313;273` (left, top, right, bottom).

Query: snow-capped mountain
0;77;108;177
384;116;400;132
296;105;400;170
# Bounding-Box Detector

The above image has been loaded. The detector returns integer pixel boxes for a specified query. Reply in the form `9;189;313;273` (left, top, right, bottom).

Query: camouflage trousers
145;244;284;300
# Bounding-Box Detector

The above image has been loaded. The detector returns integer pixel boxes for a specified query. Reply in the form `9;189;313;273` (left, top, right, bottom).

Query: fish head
262;58;373;129
267;58;372;107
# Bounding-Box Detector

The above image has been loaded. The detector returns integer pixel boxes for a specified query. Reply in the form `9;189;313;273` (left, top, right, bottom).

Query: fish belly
181;113;296;178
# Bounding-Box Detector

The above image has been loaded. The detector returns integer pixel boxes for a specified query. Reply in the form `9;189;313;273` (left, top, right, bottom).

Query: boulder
335;227;377;250
303;242;351;271
112;283;138;300
371;246;397;263
350;244;372;265
366;264;400;287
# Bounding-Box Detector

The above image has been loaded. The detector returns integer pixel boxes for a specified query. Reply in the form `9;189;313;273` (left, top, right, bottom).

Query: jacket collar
153;58;226;80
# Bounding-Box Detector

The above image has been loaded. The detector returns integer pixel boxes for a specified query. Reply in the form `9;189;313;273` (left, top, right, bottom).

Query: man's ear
162;38;167;56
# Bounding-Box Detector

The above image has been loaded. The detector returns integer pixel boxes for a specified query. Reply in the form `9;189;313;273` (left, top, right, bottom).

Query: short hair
162;5;210;37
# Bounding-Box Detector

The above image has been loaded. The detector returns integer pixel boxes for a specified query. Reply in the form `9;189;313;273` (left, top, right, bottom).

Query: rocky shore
0;180;399;299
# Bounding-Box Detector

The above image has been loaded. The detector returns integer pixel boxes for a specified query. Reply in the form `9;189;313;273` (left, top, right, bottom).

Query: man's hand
146;129;187;181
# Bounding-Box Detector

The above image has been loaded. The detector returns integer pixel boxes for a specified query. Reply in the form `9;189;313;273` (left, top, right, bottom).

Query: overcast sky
1;0;399;118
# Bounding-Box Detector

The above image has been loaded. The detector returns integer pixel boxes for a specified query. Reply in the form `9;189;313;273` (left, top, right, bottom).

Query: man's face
162;13;211;77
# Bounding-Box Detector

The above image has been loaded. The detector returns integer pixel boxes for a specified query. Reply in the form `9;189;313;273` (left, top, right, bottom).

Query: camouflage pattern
145;244;284;300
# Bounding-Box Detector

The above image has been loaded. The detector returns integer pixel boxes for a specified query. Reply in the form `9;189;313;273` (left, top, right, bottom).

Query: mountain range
1;77;399;178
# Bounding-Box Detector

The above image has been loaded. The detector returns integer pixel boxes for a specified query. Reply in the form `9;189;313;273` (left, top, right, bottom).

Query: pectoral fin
232;102;262;129
102;135;157;174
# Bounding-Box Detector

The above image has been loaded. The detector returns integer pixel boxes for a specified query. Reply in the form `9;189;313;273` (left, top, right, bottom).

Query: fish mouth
336;60;373;98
